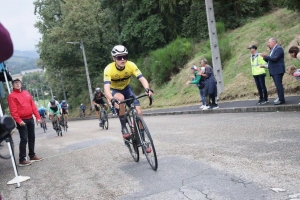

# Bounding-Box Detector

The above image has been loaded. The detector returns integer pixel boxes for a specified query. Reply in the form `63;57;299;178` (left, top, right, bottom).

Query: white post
36;88;40;102
3;70;11;94
59;71;67;101
80;40;94;110
205;0;224;97
7;140;20;188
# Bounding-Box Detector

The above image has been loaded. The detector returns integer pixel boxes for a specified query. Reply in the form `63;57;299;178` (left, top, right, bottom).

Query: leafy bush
142;37;192;85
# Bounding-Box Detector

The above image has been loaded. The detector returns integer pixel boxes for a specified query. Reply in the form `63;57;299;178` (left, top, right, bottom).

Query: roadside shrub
145;37;192;85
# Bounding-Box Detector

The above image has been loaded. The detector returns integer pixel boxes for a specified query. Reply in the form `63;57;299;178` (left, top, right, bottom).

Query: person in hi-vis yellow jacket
248;45;268;105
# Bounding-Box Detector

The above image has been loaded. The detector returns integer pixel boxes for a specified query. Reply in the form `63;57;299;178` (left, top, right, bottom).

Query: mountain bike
120;94;158;171
53;114;62;137
99;104;109;130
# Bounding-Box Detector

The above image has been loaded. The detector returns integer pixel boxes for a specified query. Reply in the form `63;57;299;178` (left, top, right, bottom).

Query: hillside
5;50;39;75
143;9;300;108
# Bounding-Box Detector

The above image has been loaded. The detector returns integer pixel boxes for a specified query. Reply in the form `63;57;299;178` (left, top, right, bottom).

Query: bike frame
121;94;152;146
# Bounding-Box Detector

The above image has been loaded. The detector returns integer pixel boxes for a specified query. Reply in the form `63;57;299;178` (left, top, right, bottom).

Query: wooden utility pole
205;0;224;97
59;70;67;101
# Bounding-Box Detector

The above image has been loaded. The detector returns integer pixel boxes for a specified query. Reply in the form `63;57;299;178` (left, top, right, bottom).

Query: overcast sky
0;0;41;52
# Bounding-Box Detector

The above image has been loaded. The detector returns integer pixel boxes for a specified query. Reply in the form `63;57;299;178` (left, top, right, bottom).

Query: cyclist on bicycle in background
93;88;108;127
103;45;153;139
38;106;47;129
60;100;69;128
79;103;85;117
48;99;62;130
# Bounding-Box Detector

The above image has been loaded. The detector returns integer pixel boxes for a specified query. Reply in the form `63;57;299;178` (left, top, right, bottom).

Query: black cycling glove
110;98;118;106
145;88;154;94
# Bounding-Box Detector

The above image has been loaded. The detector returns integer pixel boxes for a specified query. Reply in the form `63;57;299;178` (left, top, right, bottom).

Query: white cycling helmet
111;45;128;57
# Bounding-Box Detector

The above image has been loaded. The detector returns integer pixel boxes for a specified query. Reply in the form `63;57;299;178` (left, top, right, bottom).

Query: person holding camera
8;78;43;166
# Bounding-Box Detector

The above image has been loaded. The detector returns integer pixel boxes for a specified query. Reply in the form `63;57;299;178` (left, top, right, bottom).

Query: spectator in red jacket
0;23;13;62
7;78;43;166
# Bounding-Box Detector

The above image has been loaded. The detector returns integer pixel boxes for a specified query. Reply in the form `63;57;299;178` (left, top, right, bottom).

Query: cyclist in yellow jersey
103;45;153;139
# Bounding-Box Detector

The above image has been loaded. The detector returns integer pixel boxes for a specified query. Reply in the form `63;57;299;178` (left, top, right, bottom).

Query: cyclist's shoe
66;124;68;128
122;127;131;139
145;146;152;153
53;126;56;130
99;122;103;127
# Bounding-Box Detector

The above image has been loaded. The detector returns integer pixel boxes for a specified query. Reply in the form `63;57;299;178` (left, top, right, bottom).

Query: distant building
20;68;43;75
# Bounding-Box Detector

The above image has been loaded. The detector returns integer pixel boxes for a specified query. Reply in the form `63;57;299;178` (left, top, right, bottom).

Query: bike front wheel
125;117;139;162
102;111;109;130
42;120;47;133
135;116;158;171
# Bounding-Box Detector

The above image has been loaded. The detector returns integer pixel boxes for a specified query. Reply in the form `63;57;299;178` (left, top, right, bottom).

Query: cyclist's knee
136;106;142;116
114;93;124;101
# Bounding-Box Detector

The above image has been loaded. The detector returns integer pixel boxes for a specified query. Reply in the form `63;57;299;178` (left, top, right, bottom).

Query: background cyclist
38;106;47;129
79;103;85;117
60;100;69;128
103;45;153;139
93;88;108;127
48;99;62;130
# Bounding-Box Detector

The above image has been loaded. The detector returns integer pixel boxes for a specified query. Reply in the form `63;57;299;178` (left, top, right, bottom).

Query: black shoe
256;100;263;105
122;127;131;139
261;100;268;105
99;122;103;127
274;100;285;105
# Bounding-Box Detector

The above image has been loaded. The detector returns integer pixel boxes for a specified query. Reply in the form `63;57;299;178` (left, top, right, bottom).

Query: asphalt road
1;113;300;200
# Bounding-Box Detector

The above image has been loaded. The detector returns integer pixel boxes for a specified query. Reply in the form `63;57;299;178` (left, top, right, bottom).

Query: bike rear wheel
65;121;68;132
55;117;62;137
125;116;139;162
61;115;66;131
102;110;109;130
135;116;157;171
42;121;46;133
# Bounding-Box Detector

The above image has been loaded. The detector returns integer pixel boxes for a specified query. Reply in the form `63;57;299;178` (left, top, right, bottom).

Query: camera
0;115;15;141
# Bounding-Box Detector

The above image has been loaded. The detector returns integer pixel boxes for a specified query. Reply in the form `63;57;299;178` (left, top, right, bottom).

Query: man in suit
261;38;285;105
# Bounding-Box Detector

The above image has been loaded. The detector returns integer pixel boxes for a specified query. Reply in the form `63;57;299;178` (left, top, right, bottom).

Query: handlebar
119;94;153;106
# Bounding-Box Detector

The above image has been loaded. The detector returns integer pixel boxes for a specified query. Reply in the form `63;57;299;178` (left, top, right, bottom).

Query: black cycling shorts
62;108;68;114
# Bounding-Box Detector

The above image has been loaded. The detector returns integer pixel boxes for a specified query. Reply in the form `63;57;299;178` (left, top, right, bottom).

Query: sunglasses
115;55;128;61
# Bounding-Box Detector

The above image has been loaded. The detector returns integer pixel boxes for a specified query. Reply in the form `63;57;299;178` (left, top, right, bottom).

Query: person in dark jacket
200;59;219;110
260;38;285;105
7;78;43;166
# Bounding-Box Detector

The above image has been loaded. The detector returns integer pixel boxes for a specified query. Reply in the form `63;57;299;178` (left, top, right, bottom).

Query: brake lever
149;96;153;106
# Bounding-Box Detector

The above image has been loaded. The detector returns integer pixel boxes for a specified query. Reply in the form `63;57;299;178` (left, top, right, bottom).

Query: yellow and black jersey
103;61;143;90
